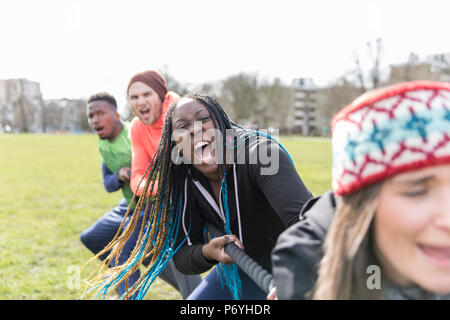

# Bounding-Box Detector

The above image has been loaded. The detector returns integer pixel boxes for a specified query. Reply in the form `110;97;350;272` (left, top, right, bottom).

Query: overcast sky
0;0;449;112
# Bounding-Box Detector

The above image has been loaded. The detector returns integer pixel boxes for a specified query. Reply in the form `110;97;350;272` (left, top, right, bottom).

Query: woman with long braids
271;81;450;300
86;93;312;300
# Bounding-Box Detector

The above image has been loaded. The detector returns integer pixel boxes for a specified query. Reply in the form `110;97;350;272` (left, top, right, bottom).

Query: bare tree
353;52;367;93
367;38;383;89
159;65;190;96
259;78;293;129
17;96;29;132
220;73;260;125
352;38;385;93
316;77;361;136
13;79;32;132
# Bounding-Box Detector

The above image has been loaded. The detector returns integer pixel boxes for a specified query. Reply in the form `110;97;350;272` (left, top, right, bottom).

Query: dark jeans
80;198;201;298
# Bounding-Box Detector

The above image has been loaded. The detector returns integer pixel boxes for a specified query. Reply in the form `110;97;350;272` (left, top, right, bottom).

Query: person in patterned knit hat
271;81;450;300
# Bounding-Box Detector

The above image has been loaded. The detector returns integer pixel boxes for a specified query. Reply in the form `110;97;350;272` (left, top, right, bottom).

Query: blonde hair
313;183;382;300
82;102;181;299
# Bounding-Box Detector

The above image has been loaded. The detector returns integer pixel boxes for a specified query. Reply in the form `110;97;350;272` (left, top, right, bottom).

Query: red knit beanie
331;80;450;196
126;70;168;102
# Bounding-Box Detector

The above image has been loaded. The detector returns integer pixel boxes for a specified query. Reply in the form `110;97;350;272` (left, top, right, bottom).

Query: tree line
2;39;449;135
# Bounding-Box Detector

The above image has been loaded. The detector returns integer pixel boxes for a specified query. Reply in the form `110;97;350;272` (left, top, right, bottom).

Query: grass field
0;133;331;300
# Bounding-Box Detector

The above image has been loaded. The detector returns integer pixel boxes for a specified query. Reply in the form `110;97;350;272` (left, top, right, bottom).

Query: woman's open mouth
194;140;215;164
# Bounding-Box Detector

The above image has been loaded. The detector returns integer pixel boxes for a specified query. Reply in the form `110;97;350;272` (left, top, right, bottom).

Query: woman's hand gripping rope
205;222;274;294
202;234;244;265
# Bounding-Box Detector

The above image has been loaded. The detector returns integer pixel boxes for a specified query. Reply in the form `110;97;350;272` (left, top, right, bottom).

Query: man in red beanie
127;70;178;195
123;70;201;299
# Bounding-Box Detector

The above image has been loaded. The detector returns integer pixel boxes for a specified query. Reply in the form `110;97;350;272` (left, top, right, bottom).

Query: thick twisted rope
205;222;274;294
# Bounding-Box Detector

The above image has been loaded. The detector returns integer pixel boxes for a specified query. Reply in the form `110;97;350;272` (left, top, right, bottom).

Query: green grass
280;136;332;196
0;134;331;300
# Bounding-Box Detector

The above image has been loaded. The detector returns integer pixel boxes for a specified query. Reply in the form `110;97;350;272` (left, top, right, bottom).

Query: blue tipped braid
95;202;159;299
135;203;188;299
212;128;293;300
214;126;242;300
93;169;188;300
128;182;188;300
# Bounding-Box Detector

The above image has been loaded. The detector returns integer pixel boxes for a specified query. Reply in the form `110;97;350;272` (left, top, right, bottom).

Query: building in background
389;52;450;84
44;98;89;133
0;78;89;133
292;77;317;135
0;79;44;133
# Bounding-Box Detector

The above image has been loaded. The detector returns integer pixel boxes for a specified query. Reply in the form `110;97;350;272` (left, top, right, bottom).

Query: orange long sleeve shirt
130;91;179;197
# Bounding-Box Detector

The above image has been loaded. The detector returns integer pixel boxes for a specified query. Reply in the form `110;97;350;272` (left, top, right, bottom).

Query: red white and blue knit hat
331;81;450;196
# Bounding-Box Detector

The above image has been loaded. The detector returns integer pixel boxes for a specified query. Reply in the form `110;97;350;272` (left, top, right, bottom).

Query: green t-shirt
98;123;133;205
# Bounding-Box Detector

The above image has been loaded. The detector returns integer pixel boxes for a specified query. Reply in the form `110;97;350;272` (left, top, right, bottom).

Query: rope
205;222;274;294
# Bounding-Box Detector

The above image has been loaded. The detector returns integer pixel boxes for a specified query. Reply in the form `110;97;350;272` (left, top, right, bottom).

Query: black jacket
173;135;312;274
271;190;336;299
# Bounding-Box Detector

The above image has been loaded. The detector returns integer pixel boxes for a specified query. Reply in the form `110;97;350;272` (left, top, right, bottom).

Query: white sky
0;0;449;113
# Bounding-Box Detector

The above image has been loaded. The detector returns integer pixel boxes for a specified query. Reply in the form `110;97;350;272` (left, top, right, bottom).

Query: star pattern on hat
344;135;358;163
333;85;450;195
443;105;450;122
369;119;392;153
403;107;431;140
